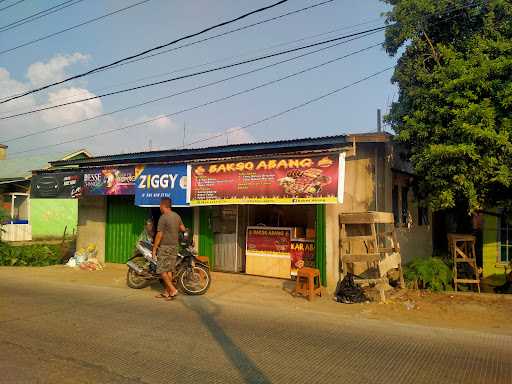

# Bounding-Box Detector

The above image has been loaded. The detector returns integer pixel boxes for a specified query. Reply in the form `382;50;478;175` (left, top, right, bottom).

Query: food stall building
43;133;433;290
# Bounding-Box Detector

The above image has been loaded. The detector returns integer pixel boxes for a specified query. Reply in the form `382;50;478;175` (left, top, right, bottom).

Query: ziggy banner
135;164;188;207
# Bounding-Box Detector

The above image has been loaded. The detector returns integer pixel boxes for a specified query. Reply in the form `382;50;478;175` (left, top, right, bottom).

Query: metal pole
182;122;186;147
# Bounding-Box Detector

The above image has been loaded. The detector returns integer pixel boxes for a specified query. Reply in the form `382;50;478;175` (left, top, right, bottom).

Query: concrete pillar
77;196;107;263
325;204;340;291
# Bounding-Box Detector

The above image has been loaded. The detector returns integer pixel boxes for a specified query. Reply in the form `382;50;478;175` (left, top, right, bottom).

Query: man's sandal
165;292;178;301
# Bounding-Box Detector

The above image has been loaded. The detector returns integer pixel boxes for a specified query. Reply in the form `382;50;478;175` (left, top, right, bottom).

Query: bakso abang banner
188;153;345;205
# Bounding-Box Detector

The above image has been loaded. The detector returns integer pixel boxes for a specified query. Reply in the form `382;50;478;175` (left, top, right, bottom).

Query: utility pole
182;122;186;147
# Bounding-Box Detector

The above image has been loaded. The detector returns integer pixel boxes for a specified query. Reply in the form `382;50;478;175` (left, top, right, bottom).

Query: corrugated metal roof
50;135;353;167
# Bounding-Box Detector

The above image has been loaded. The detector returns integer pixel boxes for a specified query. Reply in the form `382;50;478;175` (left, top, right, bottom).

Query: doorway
212;205;239;272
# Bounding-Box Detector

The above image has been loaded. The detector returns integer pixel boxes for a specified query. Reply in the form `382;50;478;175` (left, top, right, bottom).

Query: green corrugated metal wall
105;196;149;263
315;205;327;286
174;207;193;232
199;206;214;266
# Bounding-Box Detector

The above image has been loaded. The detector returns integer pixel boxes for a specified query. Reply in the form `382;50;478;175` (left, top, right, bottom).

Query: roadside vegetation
404;257;453;291
1;207;66;266
0;242;62;267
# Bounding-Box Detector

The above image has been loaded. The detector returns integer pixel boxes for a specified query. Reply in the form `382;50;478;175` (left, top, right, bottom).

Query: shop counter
245;226;317;279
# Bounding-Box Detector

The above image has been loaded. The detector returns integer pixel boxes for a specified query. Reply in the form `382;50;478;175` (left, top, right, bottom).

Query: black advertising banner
31;173;83;198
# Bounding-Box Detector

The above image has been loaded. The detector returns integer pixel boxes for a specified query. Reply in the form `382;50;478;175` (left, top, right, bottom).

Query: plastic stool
294;267;322;301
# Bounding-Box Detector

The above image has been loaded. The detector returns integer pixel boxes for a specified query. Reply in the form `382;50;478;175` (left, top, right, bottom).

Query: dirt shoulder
2;265;511;335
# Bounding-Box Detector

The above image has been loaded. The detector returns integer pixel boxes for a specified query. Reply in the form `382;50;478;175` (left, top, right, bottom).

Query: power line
118;0;481;73
184;5;485;148
0;0;85;33
10;46;386;156
0;0;292;104
104;0;337;71
1;18;383;116
0;0;25;12
0;0;478;106
0;0;153;57
4;1;480;155
183;67;393;149
3;34;381;143
0;26;386;120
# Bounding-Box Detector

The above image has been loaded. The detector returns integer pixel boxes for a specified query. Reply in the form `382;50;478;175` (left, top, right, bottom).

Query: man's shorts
156;245;178;274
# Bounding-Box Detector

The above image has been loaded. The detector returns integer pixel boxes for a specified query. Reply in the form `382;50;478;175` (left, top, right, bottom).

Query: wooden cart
339;212;404;301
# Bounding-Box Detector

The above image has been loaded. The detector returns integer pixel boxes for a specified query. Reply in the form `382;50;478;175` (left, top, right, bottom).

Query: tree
383;0;512;213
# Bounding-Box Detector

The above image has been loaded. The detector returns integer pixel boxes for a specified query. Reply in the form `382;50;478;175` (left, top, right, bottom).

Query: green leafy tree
383;0;512;213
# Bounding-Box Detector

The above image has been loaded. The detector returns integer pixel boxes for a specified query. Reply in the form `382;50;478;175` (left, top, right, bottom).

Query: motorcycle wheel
126;256;151;289
177;265;211;295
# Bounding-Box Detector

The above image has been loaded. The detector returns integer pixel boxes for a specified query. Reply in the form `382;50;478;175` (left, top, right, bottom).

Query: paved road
0;274;511;384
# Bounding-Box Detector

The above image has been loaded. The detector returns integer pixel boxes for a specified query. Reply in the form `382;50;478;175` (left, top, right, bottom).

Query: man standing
152;197;185;300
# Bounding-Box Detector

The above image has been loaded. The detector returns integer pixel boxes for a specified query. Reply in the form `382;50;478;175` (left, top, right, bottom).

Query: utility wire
4;1;479;154
183;67;393;149
184;3;484;148
0;0;85;33
0;26;386;120
10;65;392;156
3;34;381;143
0;0;291;103
0;0;152;57
0;0;25;12
0;17;382;116
104;0;336;71
0;0;477;105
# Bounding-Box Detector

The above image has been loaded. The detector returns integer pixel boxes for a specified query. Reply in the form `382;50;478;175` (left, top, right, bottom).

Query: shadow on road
183;296;271;384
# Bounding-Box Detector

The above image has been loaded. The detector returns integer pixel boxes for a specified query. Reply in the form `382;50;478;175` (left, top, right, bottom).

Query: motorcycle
126;230;211;295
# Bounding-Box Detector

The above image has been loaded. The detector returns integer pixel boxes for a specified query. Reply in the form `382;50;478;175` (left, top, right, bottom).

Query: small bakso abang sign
246;226;292;279
135;164;188;207
188;153;345;205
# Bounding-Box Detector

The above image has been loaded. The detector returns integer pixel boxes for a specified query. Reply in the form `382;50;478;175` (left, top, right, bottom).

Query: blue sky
0;0;397;157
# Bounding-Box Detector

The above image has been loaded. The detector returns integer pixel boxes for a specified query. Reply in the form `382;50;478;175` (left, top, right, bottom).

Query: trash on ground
334;273;368;304
66;244;104;271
